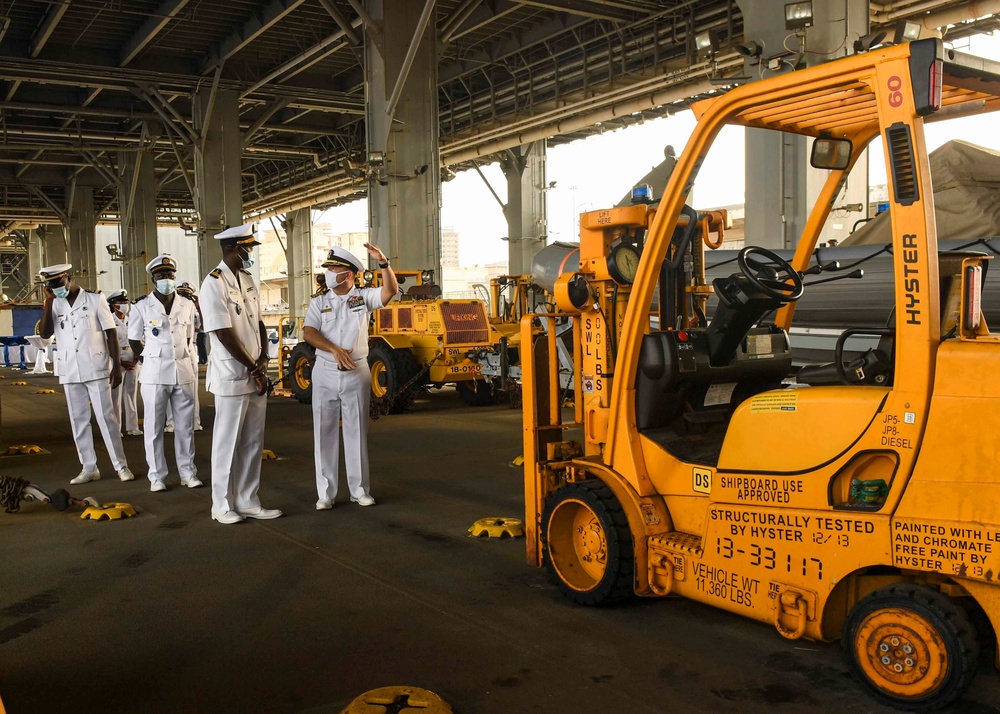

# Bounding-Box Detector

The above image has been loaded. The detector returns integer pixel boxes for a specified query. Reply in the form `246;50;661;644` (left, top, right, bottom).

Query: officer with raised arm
199;223;281;524
38;264;135;485
304;244;397;510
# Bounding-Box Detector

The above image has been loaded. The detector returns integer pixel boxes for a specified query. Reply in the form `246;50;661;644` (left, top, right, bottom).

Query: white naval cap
107;289;128;303
322;245;364;273
39;263;73;282
215;222;259;245
145;254;178;275
176;282;197;297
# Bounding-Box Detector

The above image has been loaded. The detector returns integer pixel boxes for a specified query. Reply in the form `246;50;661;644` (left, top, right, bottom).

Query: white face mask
324;269;350;288
117;303;130;315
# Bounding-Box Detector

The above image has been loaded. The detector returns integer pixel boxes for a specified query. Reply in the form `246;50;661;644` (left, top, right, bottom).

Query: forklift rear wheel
456;379;496;406
288;343;315;405
843;583;980;712
542;480;634;606
368;342;421;414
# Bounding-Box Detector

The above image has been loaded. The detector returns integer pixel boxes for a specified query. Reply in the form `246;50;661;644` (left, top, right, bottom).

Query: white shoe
181;477;203;488
126;430;142;436
211;509;244;525
164;424;174;433
70;470;100;485
193;424;203;432
350;494;376;507
118;467;135;482
316;499;333;511
236;506;282;520
150;480;167;492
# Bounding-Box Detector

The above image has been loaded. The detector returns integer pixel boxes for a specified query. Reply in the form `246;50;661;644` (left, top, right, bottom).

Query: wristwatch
378;260;390;269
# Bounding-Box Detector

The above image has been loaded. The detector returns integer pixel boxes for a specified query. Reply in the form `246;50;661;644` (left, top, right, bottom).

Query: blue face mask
239;248;255;270
156;279;176;295
52;285;70;299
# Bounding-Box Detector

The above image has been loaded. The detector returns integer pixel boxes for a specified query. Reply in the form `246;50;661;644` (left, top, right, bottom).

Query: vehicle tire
541;479;634;606
368;342;421;414
288;343;315;405
456;379;496;406
842;583;980;711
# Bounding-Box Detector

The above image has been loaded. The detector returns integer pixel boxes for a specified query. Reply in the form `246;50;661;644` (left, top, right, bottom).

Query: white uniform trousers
312;358;371;501
211;392;267;513
141;382;197;483
64;379;129;473
111;367;140;433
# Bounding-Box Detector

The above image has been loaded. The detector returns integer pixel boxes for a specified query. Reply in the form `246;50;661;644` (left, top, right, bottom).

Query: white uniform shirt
51;290;116;385
112;312;134;363
304;286;385;364
199;261;263;396
128;293;197;385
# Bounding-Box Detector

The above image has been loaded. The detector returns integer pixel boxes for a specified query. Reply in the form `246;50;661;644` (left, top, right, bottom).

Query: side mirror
811;138;852;170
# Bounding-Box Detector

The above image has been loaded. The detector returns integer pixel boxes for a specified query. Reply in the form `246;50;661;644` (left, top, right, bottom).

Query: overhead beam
519;0;641;22
316;0;361;45
120;0;192;66
202;0;310;74
29;0;72;58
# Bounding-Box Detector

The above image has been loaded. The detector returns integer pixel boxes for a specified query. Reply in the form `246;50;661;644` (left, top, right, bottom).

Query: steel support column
194;88;243;276
740;0;868;249
41;224;67;266
27;227;45;280
67;188;97;290
500;140;548;275
365;0;441;276
118;149;159;295
283;208;314;321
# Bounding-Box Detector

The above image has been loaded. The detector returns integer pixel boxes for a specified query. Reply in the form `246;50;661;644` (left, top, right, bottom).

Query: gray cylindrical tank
531;241;580;294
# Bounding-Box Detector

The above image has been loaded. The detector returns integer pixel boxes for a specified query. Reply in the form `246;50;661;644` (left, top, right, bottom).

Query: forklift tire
368;342;421;414
455;379;496;406
541;479;634;606
288;343;316;405
842;583;980;712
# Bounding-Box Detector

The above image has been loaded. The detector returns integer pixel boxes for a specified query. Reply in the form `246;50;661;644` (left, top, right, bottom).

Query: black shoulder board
86;289;99;294
180;293;196;302
311;287;329;298
135;294;147;302
209;268;222;279
240;268;251;276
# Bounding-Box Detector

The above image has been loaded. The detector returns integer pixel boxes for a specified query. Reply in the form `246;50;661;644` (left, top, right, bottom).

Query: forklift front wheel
843;583;980;712
542;480;634;606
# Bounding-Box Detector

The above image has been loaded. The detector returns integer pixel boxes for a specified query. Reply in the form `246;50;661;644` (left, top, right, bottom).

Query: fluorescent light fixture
784;1;813;31
894;19;921;43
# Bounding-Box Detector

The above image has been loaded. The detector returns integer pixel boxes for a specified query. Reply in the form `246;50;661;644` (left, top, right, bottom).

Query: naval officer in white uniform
199;223;281;524
108;289;141;436
304;244;397;510
129;255;202;492
38;264;135;485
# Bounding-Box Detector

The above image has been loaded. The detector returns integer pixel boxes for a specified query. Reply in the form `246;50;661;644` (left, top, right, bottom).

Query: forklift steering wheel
737;247;804;303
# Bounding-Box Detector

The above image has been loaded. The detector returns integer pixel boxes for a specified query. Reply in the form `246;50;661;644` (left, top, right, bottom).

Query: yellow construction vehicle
522;39;1000;711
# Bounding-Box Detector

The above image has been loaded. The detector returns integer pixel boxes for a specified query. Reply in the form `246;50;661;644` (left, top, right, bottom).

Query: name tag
320;307;332;313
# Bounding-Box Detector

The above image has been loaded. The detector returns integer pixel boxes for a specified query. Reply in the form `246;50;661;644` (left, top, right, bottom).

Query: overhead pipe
870;0;959;23
910;0;1000;32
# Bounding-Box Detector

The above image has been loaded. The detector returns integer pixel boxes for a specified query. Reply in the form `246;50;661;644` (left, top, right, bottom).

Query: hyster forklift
522;39;1000;711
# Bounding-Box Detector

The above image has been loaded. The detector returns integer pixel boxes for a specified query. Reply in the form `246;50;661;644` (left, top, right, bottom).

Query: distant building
442;227;460;268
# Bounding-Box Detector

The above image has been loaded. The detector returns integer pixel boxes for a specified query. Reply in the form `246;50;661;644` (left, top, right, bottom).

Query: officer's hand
255;354;269;372
110;366;123;389
254;372;268;396
332;345;356;370
363;242;387;264
121;359;135;370
43;287;54;302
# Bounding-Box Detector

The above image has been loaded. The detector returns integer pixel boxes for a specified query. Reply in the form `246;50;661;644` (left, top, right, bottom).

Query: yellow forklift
522;39;1000;710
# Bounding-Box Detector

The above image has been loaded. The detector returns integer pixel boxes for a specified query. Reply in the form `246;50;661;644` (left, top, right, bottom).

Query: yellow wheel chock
35;389;56;394
5;445;42;455
510;455;524;467
81;502;137;521
468;517;524;539
262;449;277;460
340;686;452;713
9;381;27;386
